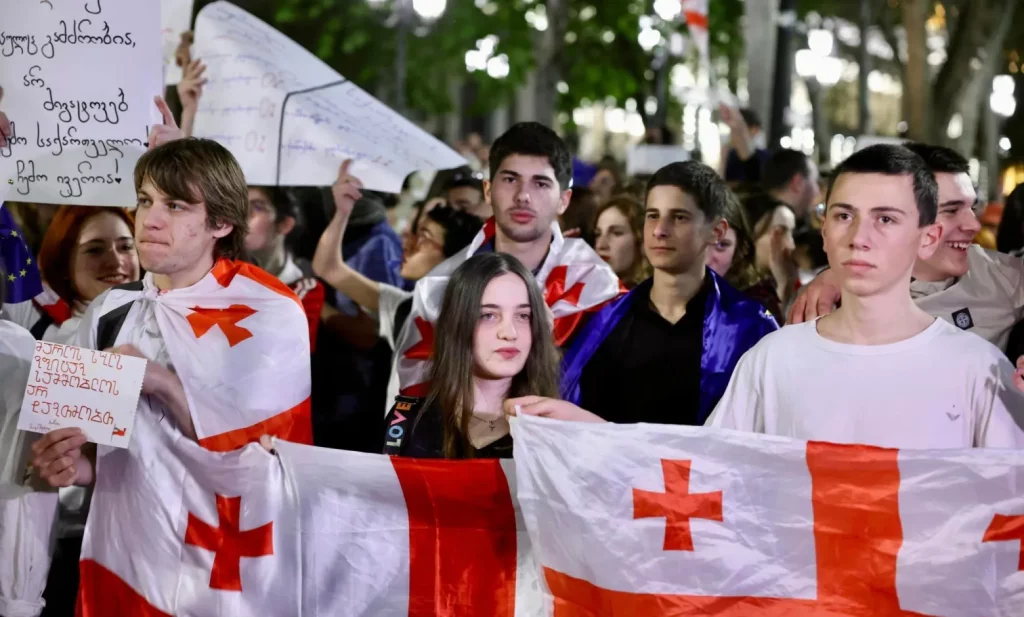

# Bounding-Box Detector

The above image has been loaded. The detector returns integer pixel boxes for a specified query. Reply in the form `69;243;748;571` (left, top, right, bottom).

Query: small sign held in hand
17;341;146;448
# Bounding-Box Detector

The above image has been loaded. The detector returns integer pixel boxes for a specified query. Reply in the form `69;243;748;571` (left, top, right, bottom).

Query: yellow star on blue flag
1;205;43;302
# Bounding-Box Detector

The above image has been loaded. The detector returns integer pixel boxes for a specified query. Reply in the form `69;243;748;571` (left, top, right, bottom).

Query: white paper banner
18;342;145;448
0;0;163;207
191;1;466;193
627;144;691;176
162;0;195;85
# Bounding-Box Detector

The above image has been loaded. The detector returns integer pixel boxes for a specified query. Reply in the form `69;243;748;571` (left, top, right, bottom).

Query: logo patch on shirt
952;308;974;331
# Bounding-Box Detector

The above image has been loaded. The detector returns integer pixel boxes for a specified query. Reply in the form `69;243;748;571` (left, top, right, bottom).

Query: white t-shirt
912;245;1024;351
378;283;413;416
2;300;83;344
707;319;1024;449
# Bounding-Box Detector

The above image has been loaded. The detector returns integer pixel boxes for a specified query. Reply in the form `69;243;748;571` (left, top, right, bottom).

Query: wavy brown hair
595;194;649;287
719;193;761;290
427;253;560;459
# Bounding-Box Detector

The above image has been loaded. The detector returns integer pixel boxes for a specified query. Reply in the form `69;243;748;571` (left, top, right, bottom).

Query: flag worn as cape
394;219;624;397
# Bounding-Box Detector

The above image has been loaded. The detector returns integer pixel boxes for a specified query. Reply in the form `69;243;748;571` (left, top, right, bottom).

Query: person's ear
276;216;296;236
211;221;233;239
709;217;728;244
483;179;492;206
917;222;943;260
557;188;572;216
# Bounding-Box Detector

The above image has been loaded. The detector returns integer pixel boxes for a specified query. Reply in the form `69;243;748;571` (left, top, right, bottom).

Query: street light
653;0;682;21
382;0;448;115
991;74;1017;117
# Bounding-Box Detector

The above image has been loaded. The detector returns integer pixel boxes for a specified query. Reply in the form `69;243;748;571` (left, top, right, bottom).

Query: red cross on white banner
184;494;275;592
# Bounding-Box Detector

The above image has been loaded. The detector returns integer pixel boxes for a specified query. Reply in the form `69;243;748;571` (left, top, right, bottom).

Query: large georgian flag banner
513;417;1024;617
78;416;1024;616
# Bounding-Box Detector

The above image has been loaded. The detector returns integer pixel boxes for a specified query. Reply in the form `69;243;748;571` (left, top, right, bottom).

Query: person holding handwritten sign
26;137;312;612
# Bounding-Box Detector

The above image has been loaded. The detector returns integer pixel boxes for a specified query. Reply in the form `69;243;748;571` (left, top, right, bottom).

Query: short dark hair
134;138;249;260
763;149;811;192
249;186;298;223
826;144;938;226
901;142;970;175
424;205;484;257
444;167;484;193
646;160;732;223
489;122;573;190
739;108;762;129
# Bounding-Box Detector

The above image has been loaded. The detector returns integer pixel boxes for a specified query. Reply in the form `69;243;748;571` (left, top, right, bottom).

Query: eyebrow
645;208;692;215
939;198;978;209
830;203;908;215
480;303;532;310
497;169;556;184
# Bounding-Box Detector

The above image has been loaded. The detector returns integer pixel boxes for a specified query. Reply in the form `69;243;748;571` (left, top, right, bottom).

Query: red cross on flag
513;417;1024;616
74;415;1024;616
683;0;709;66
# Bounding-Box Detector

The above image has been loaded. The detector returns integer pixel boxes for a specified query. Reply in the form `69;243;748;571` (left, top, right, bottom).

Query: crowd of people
3;59;1024;616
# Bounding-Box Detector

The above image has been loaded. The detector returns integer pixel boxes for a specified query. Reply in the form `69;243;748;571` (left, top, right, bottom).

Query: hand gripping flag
394;219;624;397
0;205;43;304
512;417;1024;617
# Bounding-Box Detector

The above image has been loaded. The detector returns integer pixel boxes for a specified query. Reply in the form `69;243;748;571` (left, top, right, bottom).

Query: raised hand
786;267;841;324
177;59;208;110
148;96;184;150
331;159;364;219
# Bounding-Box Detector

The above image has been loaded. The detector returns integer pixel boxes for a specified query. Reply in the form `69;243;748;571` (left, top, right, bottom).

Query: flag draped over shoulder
394;220;624;397
89;259;313;449
79;415;1024;617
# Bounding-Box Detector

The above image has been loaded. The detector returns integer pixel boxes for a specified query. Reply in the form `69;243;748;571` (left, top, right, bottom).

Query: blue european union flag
0;205;43;303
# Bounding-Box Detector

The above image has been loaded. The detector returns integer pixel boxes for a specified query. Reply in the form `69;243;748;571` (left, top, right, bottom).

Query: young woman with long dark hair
384;252;561;459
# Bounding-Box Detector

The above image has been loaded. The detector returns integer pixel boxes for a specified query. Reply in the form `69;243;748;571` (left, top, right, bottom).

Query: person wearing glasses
312;160;484;432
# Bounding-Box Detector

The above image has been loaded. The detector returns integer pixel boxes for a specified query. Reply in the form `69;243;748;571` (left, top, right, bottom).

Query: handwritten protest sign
162;0;195;85
18;342;146;448
191;1;466;193
0;0;162;207
627;145;690;176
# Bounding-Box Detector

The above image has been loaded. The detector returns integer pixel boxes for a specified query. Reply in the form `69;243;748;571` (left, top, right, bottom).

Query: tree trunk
806;80;830;165
857;0;873;135
900;0;933;142
769;0;798;148
945;0;1017;154
532;0;569;127
981;94;1001;202
744;0;778;133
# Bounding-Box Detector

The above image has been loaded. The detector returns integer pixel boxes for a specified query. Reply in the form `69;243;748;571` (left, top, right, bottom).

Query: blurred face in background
594;206;637;278
244;187;293;255
400;219;447;281
911;171;980;282
72;210;140;303
754;206;796;271
706;227;738;276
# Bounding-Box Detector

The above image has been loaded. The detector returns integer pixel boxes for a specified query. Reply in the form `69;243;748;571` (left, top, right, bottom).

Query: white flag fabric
0;322;57;617
81;259;312;449
512;417;1024;617
78;437;543;617
393;219;624;399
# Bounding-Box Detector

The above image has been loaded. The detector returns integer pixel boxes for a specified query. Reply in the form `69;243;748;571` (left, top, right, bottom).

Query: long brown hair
595;194;648;287
427;253;560;458
719;194;761;290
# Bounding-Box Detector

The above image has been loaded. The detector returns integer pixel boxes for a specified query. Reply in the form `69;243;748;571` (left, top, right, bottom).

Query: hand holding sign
31;427;92;488
0;87;11;149
18;342;146;450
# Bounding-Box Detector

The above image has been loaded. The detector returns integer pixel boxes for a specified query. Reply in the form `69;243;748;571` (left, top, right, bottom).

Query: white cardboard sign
0;0;163;207
627;145;691;176
191;1;466;193
18;342;146;448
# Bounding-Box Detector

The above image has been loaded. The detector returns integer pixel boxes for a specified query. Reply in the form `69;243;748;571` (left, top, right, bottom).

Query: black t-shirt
383;396;513;459
578;277;709;426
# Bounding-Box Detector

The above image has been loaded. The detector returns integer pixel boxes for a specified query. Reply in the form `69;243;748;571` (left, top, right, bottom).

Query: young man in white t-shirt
790;143;1024;352
707;144;1024;449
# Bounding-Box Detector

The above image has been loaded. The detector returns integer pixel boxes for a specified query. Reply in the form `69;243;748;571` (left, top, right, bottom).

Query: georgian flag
78;416;1024;616
394;219;624;397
